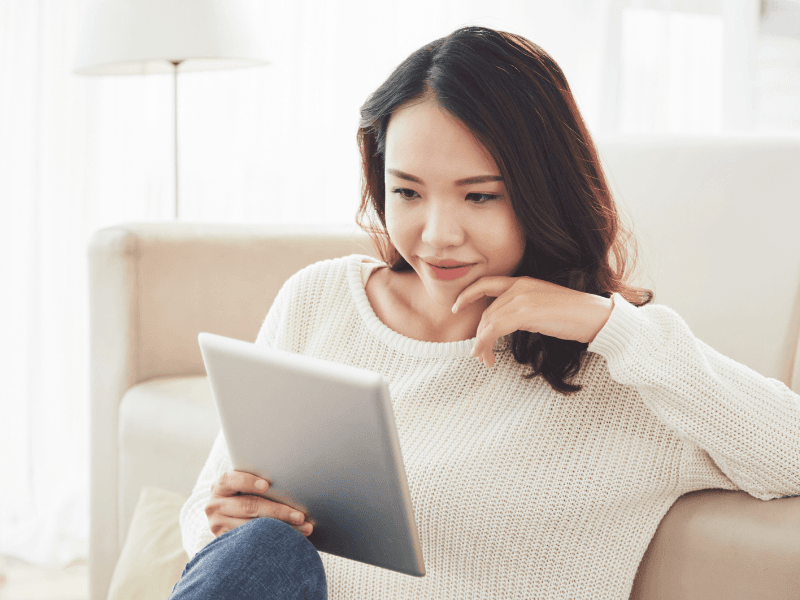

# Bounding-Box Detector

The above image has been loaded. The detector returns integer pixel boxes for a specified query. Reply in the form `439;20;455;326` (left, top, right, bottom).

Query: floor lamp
74;0;269;220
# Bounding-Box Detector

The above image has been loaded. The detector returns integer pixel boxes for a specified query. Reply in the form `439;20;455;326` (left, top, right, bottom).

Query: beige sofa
88;135;800;600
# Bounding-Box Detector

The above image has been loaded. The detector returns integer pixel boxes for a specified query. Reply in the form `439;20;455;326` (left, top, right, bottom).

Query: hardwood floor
0;554;88;600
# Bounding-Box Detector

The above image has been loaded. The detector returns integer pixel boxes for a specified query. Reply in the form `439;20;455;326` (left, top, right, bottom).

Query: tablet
198;332;425;577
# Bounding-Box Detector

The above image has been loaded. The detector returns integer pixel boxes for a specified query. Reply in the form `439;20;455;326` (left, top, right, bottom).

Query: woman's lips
425;261;475;281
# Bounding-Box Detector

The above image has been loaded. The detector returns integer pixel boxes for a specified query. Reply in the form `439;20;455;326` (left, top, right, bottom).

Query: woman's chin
411;264;474;310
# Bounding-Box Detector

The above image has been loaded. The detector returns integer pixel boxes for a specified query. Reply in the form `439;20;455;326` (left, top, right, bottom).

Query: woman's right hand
205;470;314;538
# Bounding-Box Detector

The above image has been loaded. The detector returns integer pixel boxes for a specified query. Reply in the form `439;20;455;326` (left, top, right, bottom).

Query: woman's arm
179;429;231;559
179;271;296;558
588;292;800;500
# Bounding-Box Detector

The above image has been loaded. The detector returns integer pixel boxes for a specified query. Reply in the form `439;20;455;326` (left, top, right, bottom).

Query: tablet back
198;332;425;577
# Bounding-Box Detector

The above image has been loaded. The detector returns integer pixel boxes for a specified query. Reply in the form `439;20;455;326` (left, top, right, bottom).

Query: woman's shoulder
275;254;377;304
287;253;372;282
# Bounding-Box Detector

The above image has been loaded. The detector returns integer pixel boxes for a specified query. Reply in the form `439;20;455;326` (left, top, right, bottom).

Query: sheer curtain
609;0;800;132
0;0;796;568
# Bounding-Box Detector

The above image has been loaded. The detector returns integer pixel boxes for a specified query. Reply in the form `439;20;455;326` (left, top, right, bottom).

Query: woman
170;26;800;599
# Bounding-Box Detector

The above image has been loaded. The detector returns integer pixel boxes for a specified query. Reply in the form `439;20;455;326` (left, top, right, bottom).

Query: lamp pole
172;60;183;220
74;1;268;223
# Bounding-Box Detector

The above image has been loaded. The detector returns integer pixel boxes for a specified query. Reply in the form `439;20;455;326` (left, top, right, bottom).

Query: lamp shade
74;0;269;75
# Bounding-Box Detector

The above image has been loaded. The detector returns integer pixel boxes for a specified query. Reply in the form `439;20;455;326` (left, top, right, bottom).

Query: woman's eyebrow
386;168;503;186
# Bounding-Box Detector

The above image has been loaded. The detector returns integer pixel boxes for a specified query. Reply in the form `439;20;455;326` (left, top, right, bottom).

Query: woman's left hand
451;276;614;368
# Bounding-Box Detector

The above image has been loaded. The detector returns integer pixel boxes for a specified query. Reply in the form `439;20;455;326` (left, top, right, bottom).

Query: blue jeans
169;517;328;599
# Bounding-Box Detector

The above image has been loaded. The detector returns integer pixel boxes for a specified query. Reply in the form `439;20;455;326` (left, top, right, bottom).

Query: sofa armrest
630;489;800;599
87;222;374;600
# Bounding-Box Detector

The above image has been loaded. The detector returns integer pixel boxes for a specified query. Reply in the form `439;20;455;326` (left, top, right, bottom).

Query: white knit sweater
180;253;800;599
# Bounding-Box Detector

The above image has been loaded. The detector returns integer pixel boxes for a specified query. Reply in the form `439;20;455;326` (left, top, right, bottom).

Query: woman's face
383;95;526;311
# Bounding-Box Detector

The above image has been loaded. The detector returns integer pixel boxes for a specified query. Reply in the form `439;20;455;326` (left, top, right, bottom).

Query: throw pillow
107;486;189;600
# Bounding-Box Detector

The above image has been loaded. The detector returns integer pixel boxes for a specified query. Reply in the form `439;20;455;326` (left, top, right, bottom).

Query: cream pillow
108;486;190;600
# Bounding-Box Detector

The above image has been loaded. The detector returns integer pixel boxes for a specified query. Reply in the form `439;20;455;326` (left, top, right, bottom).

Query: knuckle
204;498;220;517
207;513;221;534
242;495;260;517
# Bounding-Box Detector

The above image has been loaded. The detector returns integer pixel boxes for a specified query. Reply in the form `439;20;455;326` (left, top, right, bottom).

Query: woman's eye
391;188;499;204
466;193;499;204
392;188;418;200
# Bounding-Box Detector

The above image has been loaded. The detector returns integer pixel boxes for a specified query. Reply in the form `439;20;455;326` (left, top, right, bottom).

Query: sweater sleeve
179;277;291;559
178;429;231;559
587;292;800;501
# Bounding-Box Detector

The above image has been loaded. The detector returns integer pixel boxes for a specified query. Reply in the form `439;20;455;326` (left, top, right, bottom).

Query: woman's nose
420;201;465;249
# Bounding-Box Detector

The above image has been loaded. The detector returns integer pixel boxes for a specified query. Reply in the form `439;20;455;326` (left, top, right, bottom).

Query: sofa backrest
89;223;377;387
596;134;800;391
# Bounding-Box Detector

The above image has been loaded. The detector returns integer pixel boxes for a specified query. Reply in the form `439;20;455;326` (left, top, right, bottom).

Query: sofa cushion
119;375;219;546
108;486;188;600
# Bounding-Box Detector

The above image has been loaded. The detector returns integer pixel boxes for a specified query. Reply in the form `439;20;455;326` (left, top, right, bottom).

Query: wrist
586;294;614;344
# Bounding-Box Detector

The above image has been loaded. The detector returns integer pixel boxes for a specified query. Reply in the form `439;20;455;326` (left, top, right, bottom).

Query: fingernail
291;511;304;523
451;304;458;314
255;479;267;490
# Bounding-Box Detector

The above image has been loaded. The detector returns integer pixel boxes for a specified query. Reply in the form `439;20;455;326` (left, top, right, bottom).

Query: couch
88;135;800;600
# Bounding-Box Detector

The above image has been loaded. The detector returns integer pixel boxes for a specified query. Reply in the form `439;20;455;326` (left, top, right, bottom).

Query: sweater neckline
347;254;510;358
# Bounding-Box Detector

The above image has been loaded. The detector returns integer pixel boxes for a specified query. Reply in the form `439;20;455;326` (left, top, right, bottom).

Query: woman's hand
451;276;614;368
205;470;314;537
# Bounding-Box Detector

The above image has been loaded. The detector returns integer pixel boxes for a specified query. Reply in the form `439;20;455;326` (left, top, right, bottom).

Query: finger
214;470;270;497
466;296;508;360
212;516;314;538
225;494;311;529
211;515;251;537
453;276;512;313
472;317;503;354
295;521;314;536
474;299;514;341
471;311;524;364
452;276;514;313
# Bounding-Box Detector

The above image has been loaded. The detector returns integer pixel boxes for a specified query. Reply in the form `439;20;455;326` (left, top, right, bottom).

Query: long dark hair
355;26;653;395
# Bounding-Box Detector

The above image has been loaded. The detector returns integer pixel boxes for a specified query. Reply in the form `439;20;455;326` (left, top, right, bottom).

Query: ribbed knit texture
180;254;800;599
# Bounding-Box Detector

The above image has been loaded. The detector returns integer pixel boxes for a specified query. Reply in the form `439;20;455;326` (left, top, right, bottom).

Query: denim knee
170;517;327;600
235;517;322;571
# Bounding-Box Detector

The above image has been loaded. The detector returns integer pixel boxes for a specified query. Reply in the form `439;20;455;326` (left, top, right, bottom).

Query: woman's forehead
385;98;499;176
